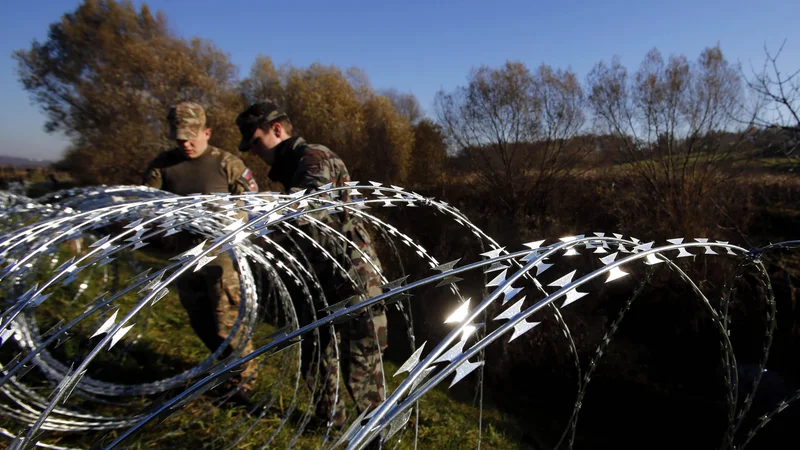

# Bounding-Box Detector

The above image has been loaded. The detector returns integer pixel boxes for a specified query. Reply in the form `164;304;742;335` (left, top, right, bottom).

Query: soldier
143;102;259;402
235;101;388;427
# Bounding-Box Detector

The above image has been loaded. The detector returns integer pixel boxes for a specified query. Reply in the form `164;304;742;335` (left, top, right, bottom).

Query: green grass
0;242;534;449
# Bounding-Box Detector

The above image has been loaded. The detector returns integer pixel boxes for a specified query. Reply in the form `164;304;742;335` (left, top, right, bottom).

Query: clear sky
1;0;798;160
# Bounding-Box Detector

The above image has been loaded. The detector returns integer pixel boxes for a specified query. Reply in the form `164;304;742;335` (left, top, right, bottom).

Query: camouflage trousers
175;250;257;390
297;217;389;421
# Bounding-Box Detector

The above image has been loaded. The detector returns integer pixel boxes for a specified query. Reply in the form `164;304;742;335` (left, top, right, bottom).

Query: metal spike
54;257;76;274
533;259;553;276
486;269;507;287
26;293;51;308
194;255;217;272
449;359;484;388
523;240;546;249
563;247;580;256
434;337;468;364
431;258;461;272
484;262;510;274
138;271;164;293
89;234;111;248
645;254;664;265
501;285;523;304
318;296;358;315
667;238;684;245
494;297;525;321
395;341;427;377
676;248;694;258
561;289;588;307
163;227;181;237
109;324;135;349
171;240;207;260
599;252;619;265
91;310;119;338
97;256;116;268
125;228;148;242
479;247;505;259
128;268;152;284
223;218;244;232
633;242;654;252
594;232;606;237
124;218;143;229
0;327;14;346
151;288;169;306
548;270;577;288
132;241;149;250
435;275;464;288
409;366;437;393
509;320;540;342
61;273;79;287
380;276;410;291
606;267;628;283
61;369;88;404
383;407;413;443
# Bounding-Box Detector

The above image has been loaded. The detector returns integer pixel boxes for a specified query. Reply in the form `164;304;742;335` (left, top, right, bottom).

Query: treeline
15;0;799;238
14;0;445;192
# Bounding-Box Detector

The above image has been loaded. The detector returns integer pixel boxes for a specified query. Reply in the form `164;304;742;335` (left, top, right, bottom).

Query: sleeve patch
239;168;258;192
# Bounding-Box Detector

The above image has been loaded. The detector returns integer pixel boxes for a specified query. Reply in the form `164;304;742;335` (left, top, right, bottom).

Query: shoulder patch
240;168;258;192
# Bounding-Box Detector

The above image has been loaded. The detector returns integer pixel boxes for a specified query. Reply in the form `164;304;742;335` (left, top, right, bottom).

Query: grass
0;241;534;449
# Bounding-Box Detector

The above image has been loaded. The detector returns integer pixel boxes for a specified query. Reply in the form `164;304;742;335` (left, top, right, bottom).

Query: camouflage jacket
269;137;385;305
143;145;258;196
267;137;355;222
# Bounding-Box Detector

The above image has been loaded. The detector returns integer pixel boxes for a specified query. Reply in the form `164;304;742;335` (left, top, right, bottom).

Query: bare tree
434;61;590;219
743;40;800;160
587;45;749;233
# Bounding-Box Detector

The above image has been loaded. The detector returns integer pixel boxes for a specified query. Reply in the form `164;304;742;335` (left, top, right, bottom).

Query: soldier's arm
225;156;259;195
289;154;336;223
289;153;333;194
142;164;163;190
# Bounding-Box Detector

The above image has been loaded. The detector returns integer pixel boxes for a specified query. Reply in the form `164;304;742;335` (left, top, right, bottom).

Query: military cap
236;100;289;151
168;102;207;140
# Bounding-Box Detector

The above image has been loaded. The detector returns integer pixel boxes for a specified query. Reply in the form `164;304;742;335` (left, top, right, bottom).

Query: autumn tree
408;119;448;191
381;88;424;124
435;61;590;218
587;45;749;233
239;58;414;185
14;0;248;186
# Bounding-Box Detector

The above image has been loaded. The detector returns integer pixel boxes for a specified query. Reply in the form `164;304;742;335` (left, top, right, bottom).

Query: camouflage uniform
143;102;259;390
247;128;388;421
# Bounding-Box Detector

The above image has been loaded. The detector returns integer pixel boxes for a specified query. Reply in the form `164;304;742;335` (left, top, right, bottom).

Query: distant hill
0;155;54;169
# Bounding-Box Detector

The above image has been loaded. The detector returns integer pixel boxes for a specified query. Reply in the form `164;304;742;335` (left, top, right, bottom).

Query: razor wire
0;182;796;449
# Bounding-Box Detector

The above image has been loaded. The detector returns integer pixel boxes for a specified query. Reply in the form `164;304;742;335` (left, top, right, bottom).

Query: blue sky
1;0;798;160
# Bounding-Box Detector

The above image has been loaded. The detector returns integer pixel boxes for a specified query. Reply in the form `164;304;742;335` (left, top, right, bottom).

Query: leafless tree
434;61;590;218
587;46;750;232
743;40;800;160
